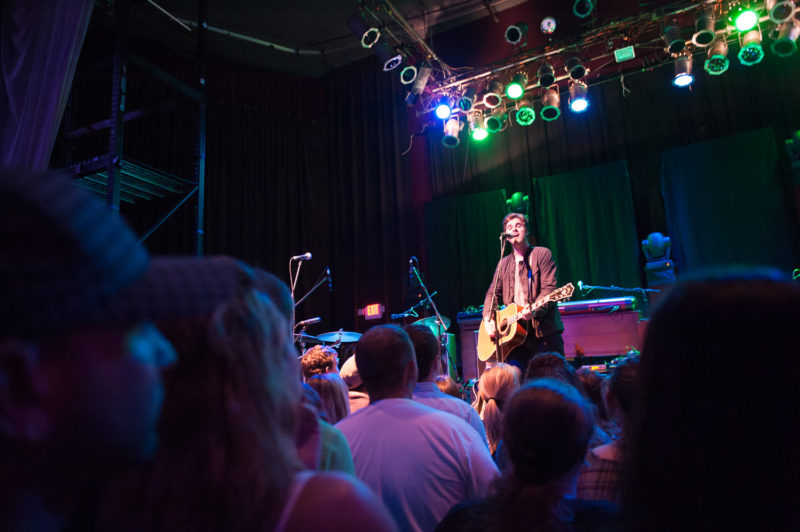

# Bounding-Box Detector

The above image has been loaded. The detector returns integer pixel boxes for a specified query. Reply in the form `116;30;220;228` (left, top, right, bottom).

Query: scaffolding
61;0;208;255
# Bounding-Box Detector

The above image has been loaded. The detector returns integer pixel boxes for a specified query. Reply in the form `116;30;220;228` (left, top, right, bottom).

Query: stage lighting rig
505;22;528;46
540;88;561;121
672;52;694;87
738;26;765;65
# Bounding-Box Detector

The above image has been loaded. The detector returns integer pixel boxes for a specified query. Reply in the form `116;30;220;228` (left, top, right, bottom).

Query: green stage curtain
531;161;642;295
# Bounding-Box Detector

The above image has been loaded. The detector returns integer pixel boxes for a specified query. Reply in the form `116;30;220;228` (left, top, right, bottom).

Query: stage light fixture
767;0;796;23
771;19;800;57
704;37;730;74
540;17;557;35
375;40;402;71
485;107;507;133
729;4;759;32
538;64;556;88
506;73;528;99
663;24;686;54
458;86;477;111
514;98;536;126
442;118;461;148
692;11;717;47
347;15;381;49
565;56;586;79
568;81;589;112
573;0;594;18
483;79;504;109
404;63;431;106
400;65;417;84
672;52;694;87
540;88;561;121
468;111;488;141
434;97;453;120
505;22;528;46
738;26;765;65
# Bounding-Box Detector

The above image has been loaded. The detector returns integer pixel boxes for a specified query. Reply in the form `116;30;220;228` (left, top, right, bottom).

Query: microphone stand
410;262;451;376
390;291;438;320
294;270;329;308
486;235;507;362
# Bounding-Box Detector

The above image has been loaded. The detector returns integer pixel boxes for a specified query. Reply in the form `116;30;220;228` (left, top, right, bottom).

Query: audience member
307;372;351;424
577;356;639;504
102;278;396;531
476;363;520;457
337;325;499;532
340;355;369;414
435;375;462;399
576;367;609;427
406;324;487;443
301;384;355;475
525;352;611;448
436;379;617;532
300;345;339;381
623;268;800;531
0;170;239;530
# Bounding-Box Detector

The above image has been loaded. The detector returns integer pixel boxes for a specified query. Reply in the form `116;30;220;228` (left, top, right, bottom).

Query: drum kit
295;316;451;349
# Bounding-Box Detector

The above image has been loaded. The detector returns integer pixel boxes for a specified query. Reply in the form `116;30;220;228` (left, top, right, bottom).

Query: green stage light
738;27;765;65
540;88;561;121
704;37;730;75
505;73;528;99
729;5;759;32
514;98;535;126
468;111;489;141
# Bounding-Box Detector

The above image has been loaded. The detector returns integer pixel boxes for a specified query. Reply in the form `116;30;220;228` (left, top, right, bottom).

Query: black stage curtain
661;127;799;272
423;190;508;322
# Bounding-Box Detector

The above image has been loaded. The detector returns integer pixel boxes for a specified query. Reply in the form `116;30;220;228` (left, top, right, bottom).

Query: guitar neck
510;297;551;323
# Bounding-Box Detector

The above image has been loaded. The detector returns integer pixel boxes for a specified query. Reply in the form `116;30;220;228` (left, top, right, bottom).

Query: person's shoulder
284;472;398;532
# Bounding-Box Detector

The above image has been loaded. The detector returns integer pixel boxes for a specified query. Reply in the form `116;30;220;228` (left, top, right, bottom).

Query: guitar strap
523;246;534;305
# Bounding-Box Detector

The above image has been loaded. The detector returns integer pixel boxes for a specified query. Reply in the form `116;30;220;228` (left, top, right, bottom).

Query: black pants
506;329;565;373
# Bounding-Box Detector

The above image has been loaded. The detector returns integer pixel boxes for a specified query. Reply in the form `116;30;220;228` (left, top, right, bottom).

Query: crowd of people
2;169;799;532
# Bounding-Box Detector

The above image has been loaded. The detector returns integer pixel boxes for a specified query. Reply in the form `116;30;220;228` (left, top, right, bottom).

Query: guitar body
477;303;528;362
475;283;576;363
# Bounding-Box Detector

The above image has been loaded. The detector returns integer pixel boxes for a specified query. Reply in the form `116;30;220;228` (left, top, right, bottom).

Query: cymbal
412;315;451;333
295;332;322;345
317;331;362;343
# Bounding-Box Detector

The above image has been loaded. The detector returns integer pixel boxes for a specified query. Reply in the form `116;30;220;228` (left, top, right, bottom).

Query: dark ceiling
119;0;667;79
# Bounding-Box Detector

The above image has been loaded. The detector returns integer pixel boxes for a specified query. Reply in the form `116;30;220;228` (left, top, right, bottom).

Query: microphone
291;252;312;261
296;317;321;328
326;267;333;292
500;232;515;239
577;280;584;295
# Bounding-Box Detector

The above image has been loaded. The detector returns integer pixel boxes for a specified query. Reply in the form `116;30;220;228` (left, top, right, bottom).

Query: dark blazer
482;246;564;339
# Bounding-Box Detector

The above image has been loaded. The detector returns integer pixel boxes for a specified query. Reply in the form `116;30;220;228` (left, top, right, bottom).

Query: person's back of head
606;355;639;424
404;324;440;381
524;352;582;393
576;367;607;422
301;345;339;380
355;325;417;401
105;280;305;531
435;375;462;399
308;372;351;424
478;363;520;454
492;378;596;531
625;267;800;531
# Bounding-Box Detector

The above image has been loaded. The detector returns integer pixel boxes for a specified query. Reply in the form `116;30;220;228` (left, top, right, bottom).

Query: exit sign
360;303;385;320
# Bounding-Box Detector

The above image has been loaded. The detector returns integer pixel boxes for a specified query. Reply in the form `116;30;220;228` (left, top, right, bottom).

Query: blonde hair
307;372;351;424
478;363;521;455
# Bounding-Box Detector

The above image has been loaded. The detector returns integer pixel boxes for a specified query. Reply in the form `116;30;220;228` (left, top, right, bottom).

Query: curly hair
300;345;338;380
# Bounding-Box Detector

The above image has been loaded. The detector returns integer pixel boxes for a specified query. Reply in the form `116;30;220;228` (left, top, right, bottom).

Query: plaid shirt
576;448;623;504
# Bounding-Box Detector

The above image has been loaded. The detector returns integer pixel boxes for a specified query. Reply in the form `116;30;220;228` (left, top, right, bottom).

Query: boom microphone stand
409;258;452;376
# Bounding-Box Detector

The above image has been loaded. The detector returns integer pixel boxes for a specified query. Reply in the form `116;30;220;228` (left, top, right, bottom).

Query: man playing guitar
482;212;565;370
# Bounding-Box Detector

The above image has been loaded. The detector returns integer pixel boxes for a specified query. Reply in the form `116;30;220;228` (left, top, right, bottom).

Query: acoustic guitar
476;283;575;362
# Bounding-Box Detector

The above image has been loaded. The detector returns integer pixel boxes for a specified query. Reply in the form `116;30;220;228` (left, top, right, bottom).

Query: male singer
482;212;564;370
